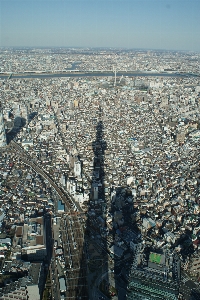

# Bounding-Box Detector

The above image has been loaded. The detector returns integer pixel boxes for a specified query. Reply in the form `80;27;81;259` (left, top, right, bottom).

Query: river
0;71;197;80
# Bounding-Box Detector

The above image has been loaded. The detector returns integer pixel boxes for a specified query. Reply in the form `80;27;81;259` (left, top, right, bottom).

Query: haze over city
0;0;200;51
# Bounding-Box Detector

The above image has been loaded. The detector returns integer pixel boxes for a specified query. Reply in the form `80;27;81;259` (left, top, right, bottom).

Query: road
9;140;83;212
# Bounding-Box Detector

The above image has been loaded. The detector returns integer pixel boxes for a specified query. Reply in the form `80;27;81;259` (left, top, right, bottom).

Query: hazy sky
0;0;200;51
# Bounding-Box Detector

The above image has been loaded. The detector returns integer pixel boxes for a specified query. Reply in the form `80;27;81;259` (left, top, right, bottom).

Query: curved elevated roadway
9;140;82;212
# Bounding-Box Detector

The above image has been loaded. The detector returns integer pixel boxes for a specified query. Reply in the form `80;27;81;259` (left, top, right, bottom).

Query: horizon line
0;46;199;53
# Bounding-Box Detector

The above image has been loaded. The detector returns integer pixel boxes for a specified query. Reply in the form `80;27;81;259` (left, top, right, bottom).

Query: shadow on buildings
111;186;141;300
75;119;181;300
6;112;37;144
6;116;26;144
75;120;108;299
189;289;200;300
75;120;141;300
28;111;37;123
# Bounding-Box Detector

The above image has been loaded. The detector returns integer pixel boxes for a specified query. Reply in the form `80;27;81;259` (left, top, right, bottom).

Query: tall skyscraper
0;103;6;147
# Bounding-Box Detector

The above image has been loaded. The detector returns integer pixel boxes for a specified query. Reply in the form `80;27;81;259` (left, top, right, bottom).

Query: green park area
149;253;161;264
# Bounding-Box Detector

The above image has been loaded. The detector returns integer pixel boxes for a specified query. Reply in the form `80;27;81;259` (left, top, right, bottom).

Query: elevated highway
9;140;83;213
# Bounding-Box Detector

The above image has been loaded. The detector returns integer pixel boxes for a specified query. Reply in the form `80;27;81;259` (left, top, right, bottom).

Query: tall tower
0;103;7;147
114;67;117;87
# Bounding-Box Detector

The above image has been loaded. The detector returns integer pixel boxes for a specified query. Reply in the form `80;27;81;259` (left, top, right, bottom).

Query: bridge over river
0;70;199;80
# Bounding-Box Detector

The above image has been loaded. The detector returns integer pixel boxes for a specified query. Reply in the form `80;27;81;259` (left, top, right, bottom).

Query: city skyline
0;0;200;52
0;47;200;299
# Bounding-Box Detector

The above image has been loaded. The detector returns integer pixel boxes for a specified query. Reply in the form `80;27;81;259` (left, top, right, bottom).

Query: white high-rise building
74;159;81;178
0;104;6;147
60;174;66;186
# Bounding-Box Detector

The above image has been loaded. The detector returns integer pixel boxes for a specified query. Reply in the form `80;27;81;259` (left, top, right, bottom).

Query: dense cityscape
0;48;200;300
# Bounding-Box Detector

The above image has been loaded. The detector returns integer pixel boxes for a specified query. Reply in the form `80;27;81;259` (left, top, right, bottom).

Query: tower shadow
74;120;108;300
74;117;183;300
74;120;141;300
68;111;183;299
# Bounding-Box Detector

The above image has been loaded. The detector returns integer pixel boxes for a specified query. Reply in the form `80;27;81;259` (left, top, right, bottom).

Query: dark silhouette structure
74;118;140;300
6;116;26;144
74;119;108;299
6;112;37;144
